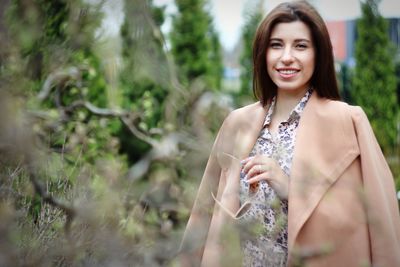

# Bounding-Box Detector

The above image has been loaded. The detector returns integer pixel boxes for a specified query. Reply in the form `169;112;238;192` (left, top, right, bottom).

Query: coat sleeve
351;106;400;267
178;115;230;267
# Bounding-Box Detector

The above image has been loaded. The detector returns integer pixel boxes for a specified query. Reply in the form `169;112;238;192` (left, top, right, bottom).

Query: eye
296;43;308;49
269;42;282;49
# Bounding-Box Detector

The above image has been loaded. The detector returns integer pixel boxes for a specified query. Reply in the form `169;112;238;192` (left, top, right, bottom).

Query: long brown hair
253;1;340;105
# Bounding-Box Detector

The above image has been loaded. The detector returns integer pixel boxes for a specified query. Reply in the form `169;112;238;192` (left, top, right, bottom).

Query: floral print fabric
239;89;313;267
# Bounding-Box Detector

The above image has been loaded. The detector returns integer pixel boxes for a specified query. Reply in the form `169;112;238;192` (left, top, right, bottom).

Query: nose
281;47;294;64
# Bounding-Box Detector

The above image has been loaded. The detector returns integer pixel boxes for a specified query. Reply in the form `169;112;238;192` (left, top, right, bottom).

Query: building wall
325;21;347;61
326;18;399;65
389;18;400;51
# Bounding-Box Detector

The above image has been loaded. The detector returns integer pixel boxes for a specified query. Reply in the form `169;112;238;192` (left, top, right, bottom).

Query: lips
276;68;300;78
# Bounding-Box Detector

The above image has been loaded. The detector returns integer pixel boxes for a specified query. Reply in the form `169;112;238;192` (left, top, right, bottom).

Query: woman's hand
241;155;289;200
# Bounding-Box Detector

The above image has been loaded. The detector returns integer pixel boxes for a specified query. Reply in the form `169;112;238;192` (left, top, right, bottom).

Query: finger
240;156;254;166
247;164;264;178
242;157;263;173
248;173;269;185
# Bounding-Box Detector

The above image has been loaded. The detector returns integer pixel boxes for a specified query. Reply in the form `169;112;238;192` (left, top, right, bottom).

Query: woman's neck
274;88;307;120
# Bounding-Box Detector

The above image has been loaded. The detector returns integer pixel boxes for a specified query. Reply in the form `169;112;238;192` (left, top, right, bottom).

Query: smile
277;69;299;74
276;68;300;78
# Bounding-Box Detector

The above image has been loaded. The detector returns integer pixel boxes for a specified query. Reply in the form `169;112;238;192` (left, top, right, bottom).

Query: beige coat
179;93;400;267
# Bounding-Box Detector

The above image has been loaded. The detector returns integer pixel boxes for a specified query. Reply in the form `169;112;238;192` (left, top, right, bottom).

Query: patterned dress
239;89;313;267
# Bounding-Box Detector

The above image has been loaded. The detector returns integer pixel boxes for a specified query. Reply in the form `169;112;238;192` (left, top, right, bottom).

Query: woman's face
266;21;315;96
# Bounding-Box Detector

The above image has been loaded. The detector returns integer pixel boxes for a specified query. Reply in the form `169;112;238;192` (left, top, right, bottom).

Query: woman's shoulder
318;98;370;127
222;101;264;128
230;101;263;118
324;98;367;118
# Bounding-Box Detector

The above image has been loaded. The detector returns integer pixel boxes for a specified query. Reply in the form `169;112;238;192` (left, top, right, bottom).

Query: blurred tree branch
1;89;78;240
26;162;75;236
35;65;187;181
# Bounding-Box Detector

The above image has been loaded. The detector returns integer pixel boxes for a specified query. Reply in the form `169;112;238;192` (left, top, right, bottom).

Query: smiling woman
266;21;315;97
179;1;400;267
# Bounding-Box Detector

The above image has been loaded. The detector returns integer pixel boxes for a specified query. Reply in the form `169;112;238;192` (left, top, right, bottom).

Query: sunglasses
211;151;261;219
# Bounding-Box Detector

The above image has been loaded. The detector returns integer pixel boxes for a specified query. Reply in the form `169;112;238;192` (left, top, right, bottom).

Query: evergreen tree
352;0;398;154
171;0;222;89
118;0;169;163
7;0;107;106
4;0;122;226
238;0;263;104
6;0;113;157
208;24;223;90
7;0;68;81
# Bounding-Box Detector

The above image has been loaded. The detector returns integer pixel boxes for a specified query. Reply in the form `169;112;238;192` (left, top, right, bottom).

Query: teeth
279;69;297;74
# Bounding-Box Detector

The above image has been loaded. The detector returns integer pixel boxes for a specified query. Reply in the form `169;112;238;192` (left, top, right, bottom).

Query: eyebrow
269;38;311;43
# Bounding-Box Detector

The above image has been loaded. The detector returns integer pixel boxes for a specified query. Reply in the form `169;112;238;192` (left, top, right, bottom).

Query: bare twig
291;244;334;267
26;163;75;236
37;68;159;148
65;100;127;117
37;66;84;102
65;99;158;147
120;115;158;147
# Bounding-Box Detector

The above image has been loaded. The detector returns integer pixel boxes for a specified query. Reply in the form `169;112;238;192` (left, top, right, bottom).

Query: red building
326;20;348;62
325;18;400;65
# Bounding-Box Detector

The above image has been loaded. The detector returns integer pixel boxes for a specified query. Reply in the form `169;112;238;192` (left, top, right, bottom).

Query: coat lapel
217;102;268;215
287;93;360;254
236;102;268;160
201;102;267;266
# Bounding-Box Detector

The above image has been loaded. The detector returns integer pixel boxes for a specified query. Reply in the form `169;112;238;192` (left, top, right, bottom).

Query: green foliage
4;0;127;233
209;26;224;90
71;50;108;107
396;60;400;106
14;0;112;162
117;0;170;164
6;0;103;82
0;0;230;265
2;0;397;265
171;0;222;89
237;0;263;105
351;0;398;154
337;63;353;103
